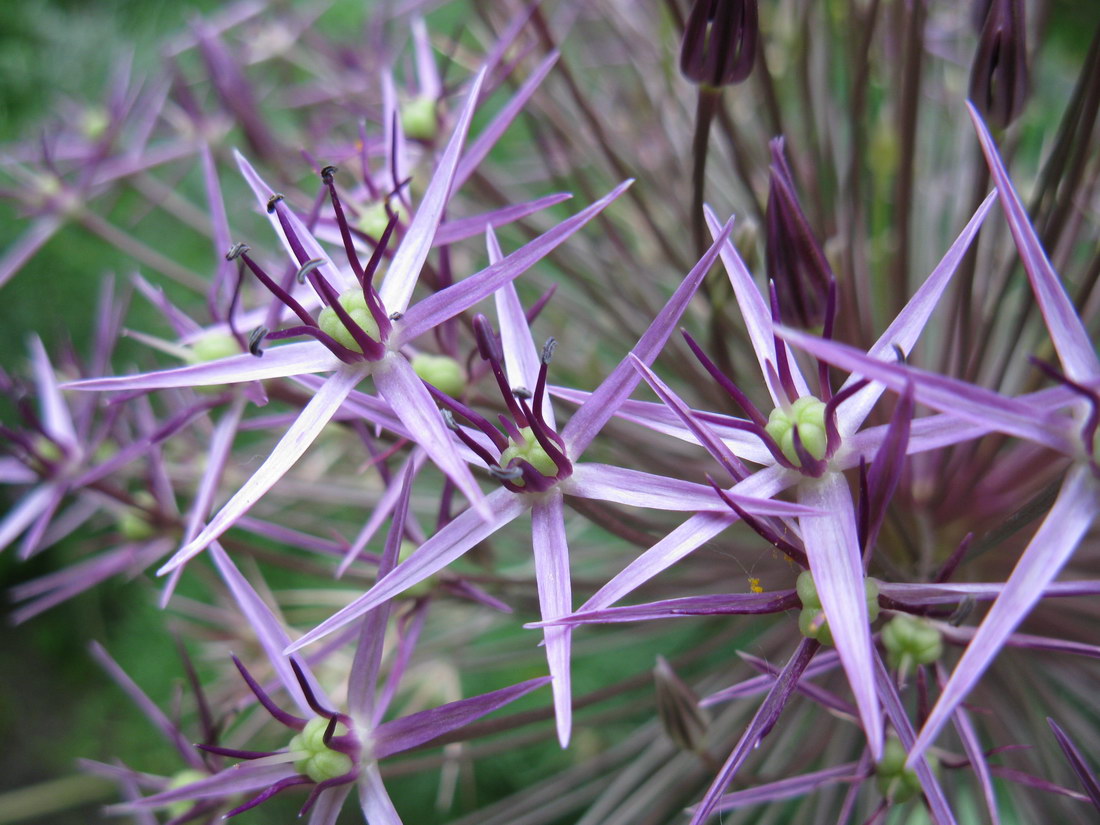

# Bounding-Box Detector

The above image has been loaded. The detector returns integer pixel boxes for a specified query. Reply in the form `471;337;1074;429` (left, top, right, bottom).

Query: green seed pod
186;331;240;364
765;396;828;464
882;613;944;669
288;717;354;783
165;769;208;818
875;737;931;803
401;96;438;140
499;426;560;479
317;290;380;353
358;198;409;239
411;353;466;397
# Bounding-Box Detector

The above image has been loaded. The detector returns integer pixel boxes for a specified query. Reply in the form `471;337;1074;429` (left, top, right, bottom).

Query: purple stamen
194;743;271;760
431;388;508;451
231;655;307;730
819;281;838;401
823;378;871;457
473;315;528;425
768;281;799;404
790;425;827;477
228;244;316;329
682;330;768;427
265;325;362;364
705;474;808;566
225;775;313;818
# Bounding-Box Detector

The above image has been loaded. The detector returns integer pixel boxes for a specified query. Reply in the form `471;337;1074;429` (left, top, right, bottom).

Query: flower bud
969;0;1029;129
653;656;709;753
679;0;758;88
875;737;929;802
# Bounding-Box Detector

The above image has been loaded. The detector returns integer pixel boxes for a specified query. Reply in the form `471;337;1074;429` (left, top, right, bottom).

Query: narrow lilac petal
0;484;54;553
863;385;913;551
879;580;1100;605
358;763;402;825
119;763;296;809
564;462;810;516
183;396;245;543
704;205;809;403
29;337;77;447
944;668;1001;825
873;653;958;825
0;457;36;484
89;642;204;769
530;490;573;746
16;484;64;560
200;143;233;301
527;591;799;627
563;216;735;455
287;488;525;652
580;464;789;612
373;676;550;758
909;465;1098;765
131;273;202;338
234;150;350;291
490;228;553;426
373;601;428;726
65;342;342;392
348;462;415;720
835;190;998;432
798;472;882;758
453;52;560;190
396;180;631;345
434;193;572;246
373;352;490;520
779;328;1075;454
739;651;856;717
0;215;62;289
1048;718;1100;811
713;762;860;812
969;103;1100;380
688;638;818;825
337;449;426;578
308;783;351;825
702;650;842;707
379;69;487;315
411;16;442;100
382;70;408;192
209;543;320;717
158;366;368;575
940;623;1100;659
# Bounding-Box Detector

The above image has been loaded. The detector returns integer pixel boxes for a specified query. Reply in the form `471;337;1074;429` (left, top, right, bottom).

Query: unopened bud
654;656;709;753
680;0;758;88
969;0;1028;129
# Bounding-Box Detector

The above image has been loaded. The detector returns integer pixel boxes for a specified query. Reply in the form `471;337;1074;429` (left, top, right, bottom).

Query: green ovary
499;427;559;479
358;198;409;238
881;613;943;669
765;396;828;465
412;354;466;397
318;291;380;353
401;96;438;140
186;331;239;364
875;737;933;803
288;718;354;783
796;570;879;646
165;769;207;817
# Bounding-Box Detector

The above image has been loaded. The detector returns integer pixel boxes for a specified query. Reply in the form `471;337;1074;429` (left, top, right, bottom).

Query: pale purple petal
234;149;351;291
879;580;1100;605
873;653;958;825
939;623;1100;660
779;328;1075;455
579;464;789;612
396;180;631;345
528;590;799;627
308;783;351;825
562;216;735;455
382;69;409;192
433;193;572;246
373;351;489;519
702;650;842;707
969;102;1100;381
64;341;342;392
704;205;809;403
158;366;368;575
287;488;525;652
373;676;551;758
1048;718;1100;811
0;484;54;554
909;465;1098;765
89;641;204;769
798;472;882;758
182;396;246;543
944;668;1001;825
118;763;296;809
379;69;487;315
0;457;36;484
564;462;810;516
688;638;819;825
713;762;860;812
0;215;62;289
835;190;998;432
453;52;560;191
209;543;322;716
530;489;573;746
411;16;442;100
358;763;402;825
30;336;77;447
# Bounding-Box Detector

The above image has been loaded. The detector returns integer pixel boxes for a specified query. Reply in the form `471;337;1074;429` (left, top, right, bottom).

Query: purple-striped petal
287;487;526;652
30;336;77;447
943;665;1001;825
308;783;351;825
968;102;1100;381
433;193;573;246
373;676;550;758
357;763;402;825
908;465;1098;765
379;69;487;315
562;216;735;455
713;762;860;812
530;489;573;746
0;484;55;554
798;472;882;757
158;366;367;575
527;591;800;627
116;763;296;809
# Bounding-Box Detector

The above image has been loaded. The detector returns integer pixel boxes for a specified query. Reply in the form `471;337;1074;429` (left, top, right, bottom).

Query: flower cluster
2;2;1099;824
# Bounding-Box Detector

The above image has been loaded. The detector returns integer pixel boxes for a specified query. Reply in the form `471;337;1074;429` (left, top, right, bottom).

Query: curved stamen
444;410;505;468
515;394;570;473
229;245;317;329
682;330;768;427
473;315;528;426
225;776;313;819
823;377;870;457
289;658;338;720
431;388;508;450
265;326;362;364
1030;356;1100;461
768;281;799;404
231;655;307;729
819;281;837;401
705;474;808;566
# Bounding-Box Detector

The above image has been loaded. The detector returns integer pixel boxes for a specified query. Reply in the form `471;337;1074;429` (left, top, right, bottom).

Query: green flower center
165;768;207;817
358;198;409;239
499;427;559;481
765;395;828;465
288;718;354;783
401;96;438;140
411;354;466;397
796;570;879;646
185;331;240;364
875;737;933;803
318;290;380;353
881;613;943;670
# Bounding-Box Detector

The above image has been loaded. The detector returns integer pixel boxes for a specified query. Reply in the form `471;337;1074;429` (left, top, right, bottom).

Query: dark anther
489;465;524;481
541;337;557;365
296;258;326;285
892;344;907;363
266;193;285;213
389;311;403;321
949;596;976;627
226;242;250;261
512;386;532;400
320;165;337;183
442;409;459;431
248;327;267;357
